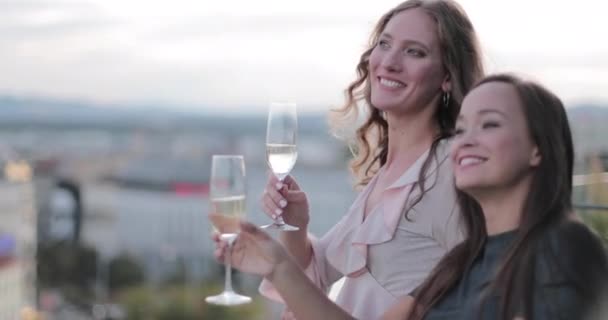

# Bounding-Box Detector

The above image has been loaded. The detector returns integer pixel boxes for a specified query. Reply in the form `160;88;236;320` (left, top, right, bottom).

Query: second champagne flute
262;102;300;231
205;155;252;305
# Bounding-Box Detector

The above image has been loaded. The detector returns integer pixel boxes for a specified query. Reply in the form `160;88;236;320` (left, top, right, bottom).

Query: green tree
580;154;608;247
587;154;608;206
118;284;267;320
37;241;98;306
38;241;97;288
108;254;146;293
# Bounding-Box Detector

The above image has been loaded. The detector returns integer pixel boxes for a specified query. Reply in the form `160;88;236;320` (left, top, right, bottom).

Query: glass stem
224;238;235;293
275;215;286;226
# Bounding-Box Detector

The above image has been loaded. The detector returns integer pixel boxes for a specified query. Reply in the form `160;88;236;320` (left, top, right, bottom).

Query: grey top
423;222;607;320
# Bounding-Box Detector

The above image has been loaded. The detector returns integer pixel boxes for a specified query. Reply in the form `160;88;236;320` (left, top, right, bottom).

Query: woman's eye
378;40;390;49
405;48;425;57
482;121;500;129
453;127;464;136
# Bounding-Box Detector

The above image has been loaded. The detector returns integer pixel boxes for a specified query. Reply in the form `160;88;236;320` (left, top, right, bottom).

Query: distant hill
567;104;608;124
1;95;607;143
0;96;330;135
566;104;608;161
0;96;155;128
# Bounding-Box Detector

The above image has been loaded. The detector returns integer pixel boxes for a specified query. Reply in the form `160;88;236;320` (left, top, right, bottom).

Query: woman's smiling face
368;8;446;116
450;81;541;193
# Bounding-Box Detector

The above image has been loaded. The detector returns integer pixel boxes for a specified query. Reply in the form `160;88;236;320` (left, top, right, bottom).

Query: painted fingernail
276;182;283;190
272;214;277;219
275;208;282;216
279;199;287;208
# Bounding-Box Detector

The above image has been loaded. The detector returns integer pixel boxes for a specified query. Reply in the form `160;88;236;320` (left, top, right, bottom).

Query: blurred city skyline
1;0;607;113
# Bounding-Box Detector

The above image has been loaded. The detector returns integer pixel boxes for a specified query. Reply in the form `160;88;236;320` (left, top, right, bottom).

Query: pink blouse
261;140;464;319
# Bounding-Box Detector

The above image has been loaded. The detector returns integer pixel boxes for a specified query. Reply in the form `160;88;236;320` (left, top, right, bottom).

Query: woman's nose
457;129;478;148
380;50;402;72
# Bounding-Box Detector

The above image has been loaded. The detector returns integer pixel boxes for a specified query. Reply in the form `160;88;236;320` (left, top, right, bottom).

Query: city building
0;157;38;319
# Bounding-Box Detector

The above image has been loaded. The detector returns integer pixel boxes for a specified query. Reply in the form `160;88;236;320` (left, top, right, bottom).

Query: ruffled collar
325;140;450;277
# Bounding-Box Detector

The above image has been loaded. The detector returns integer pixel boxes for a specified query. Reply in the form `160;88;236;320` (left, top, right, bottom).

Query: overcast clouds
1;0;607;113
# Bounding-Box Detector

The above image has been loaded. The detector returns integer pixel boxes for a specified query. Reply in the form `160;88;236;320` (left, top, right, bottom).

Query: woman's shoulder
544;219;605;254
424;138;454;184
533;219;608;319
538;219;608;285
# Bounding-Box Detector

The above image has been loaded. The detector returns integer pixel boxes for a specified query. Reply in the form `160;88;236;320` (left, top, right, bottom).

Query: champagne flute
262;102;300;231
205;155;252;306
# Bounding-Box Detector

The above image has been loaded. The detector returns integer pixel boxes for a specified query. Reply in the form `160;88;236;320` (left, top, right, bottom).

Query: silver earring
442;91;451;108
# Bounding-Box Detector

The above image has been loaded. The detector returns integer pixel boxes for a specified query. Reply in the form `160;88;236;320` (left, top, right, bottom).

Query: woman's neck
384;107;438;171
475;175;533;236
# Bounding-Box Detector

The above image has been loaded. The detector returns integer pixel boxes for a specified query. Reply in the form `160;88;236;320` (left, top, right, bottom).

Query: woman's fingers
260;174;305;222
212;232;222;243
213;234;227;263
240;221;272;241
281;310;297;320
262;191;283;219
214;246;224;262
265;172;292;201
282;175;301;191
284;189;306;204
212;231;243;264
265;183;288;209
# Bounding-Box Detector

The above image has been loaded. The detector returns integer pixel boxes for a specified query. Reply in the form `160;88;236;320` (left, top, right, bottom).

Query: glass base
261;222;300;231
205;291;252;306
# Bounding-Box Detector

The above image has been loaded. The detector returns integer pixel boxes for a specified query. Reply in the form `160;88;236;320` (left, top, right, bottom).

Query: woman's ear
441;72;452;93
529;146;541;167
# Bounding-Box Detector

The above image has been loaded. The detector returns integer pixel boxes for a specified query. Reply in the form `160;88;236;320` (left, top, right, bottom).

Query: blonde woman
257;0;484;318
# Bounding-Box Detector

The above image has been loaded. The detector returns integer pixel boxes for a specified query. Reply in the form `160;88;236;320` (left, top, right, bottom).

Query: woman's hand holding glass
261;174;310;232
213;221;291;279
262;101;301;231
205;155;251;306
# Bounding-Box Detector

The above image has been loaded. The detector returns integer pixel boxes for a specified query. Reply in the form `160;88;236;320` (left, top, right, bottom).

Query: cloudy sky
1;0;607;113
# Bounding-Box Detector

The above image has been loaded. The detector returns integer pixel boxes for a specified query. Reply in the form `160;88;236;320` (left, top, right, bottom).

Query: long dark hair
330;0;484;201
409;74;607;320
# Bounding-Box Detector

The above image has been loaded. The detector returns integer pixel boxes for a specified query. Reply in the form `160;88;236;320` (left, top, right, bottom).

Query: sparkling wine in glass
205;155;252;306
262;102;300;231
